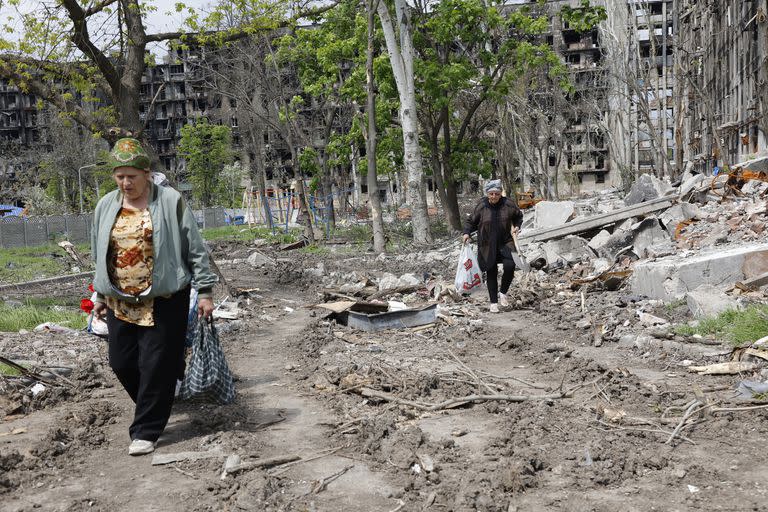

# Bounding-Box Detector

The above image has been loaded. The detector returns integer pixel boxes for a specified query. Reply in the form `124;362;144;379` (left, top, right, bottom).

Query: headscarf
484;179;502;194
109;138;151;171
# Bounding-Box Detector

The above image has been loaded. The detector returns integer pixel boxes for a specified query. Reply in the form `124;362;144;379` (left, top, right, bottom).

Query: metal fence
0;208;232;248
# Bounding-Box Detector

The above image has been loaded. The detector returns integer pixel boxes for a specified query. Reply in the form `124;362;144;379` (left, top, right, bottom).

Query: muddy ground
2;238;768;512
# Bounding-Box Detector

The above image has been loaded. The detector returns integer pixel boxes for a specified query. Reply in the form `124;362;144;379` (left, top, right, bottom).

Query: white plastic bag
455;244;482;293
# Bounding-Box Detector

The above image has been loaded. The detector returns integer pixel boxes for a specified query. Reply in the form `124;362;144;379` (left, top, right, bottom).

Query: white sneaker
498;293;509;307
128;439;156;456
489;303;500;313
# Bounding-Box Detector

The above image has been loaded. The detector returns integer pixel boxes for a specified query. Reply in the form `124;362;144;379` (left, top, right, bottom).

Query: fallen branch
666;400;706;445
447;350;497;395
225;454;302;475
170;464;199;479
358;388;565;412
310;464;354;494
0;356;70;388
476;370;548;390
268;447;344;476
350;374;607;412
593;419;695;445
712;403;768;413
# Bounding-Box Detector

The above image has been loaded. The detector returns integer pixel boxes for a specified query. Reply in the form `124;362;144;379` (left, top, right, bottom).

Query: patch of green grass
0;242;91;285
0;304;87;332
300;244;330;256
0;245;71;284
673;306;768;345
663;298;687;314
333;224;373;244
202;225;299;244
0;362;22;377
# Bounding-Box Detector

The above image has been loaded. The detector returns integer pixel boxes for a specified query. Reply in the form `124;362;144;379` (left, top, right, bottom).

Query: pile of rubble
520;168;768;308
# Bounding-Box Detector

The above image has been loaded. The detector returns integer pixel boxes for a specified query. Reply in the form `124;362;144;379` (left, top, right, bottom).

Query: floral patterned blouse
106;207;155;326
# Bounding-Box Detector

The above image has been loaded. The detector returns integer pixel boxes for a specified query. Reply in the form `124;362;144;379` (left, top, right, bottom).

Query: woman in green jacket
91;138;217;456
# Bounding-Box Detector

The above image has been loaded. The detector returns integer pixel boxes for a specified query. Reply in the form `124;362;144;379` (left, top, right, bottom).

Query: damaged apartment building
510;0;766;195
677;0;768;174
1;1;765;200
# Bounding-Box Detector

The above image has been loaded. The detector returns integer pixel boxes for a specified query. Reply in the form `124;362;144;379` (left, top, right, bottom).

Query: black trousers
106;287;190;442
486;252;515;304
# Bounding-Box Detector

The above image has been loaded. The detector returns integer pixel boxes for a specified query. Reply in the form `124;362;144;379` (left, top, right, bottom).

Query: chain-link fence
0;208;231;248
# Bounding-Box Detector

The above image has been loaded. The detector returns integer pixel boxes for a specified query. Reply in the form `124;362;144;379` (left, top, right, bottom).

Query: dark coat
463;196;523;271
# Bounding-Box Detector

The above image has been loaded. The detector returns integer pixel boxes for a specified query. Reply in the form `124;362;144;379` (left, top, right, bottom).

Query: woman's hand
462;234;470;244
198;297;214;319
511;226;520;235
93;301;107;318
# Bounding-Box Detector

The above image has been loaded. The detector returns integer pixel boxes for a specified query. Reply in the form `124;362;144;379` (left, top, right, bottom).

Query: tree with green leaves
177;119;232;207
0;0;338;147
411;0;606;224
221;161;247;208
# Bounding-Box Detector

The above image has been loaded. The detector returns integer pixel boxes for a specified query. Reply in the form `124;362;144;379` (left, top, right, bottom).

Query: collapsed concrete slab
519;196;676;245
588;230;611;252
631;217;671;258
685;284;740;318
533;201;575;229
679;173;708;198
542;236;595;266
659;203;700;237
624;174;673;206
630;244;768;300
741;180;768;195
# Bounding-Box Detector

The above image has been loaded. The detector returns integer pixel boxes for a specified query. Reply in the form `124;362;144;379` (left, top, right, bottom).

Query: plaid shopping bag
178;319;236;405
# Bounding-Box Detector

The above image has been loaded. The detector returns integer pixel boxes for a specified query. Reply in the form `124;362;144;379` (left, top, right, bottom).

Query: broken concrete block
630;244;768;300
542;236;595;266
624;174;673;206
595;229;634;262
591;258;611;274
378;273;400;291
645;243;676;259
741;180;768;196
533;201;575;229
679;173;707;198
398;273;423;287
246;251;276;268
637;312;669;327
521;212;536;232
523;244;547;269
685;284;740;319
659;203;700;236
588;230;611;251
699;224;730;248
631;217;670;258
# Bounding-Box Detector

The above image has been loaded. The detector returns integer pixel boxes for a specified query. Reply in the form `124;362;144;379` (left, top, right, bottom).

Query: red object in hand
88;283;94;293
80;299;94;314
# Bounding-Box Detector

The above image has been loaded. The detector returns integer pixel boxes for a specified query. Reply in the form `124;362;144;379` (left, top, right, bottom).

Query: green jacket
91;183;217;302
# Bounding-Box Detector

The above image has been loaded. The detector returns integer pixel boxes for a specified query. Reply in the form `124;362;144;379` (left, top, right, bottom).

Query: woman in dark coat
462;180;523;313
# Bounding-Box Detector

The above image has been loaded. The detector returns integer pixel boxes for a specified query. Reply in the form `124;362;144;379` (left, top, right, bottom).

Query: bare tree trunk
367;0;386;254
287;145;315;242
440;106;463;231
377;0;431;244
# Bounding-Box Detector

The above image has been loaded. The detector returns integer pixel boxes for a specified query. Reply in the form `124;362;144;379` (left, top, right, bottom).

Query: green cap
109;138;151;171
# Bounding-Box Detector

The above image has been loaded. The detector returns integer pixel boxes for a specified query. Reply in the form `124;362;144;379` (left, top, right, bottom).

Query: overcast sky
0;0;208;50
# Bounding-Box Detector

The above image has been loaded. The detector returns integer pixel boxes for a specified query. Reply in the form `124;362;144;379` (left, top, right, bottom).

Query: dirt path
2;270;400;512
3;250;768;511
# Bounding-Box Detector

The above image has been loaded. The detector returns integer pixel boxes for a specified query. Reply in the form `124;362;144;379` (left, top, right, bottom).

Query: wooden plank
518;196;677;245
737;270;768;290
